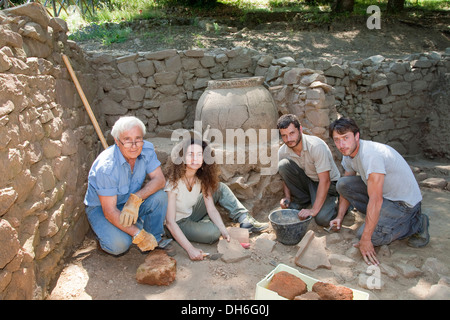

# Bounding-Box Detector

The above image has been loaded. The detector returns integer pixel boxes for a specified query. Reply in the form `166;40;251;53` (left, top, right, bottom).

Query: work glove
132;229;158;252
119;193;143;227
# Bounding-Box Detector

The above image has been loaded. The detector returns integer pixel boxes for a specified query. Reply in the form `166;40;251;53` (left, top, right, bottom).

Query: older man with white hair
84;116;168;255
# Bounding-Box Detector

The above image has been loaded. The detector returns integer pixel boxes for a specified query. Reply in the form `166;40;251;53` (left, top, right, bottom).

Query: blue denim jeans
85;189;168;255
336;176;422;246
278;158;339;227
175;182;248;244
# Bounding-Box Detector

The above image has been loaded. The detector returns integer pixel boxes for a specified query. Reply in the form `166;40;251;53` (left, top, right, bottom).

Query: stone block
157;99;185;125
117;60;139;76
0;219;21;269
128;86;146;102
390;82;411;96
137;60;155;77
136;250;176;286
420;177;448;189
0;187;18;216
154;71;178;85
329;253;356;267
394;262;423;278
426;284;450;300
324;65;345;78
144;49;177;60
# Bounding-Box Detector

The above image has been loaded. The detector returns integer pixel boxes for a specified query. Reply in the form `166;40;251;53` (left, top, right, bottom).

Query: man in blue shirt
84;116;168;255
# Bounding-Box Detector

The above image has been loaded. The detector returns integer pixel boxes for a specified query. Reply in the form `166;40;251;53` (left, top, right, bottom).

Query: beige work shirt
278;134;340;182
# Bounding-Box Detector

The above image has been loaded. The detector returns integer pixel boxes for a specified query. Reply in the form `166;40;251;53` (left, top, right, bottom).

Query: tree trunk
332;0;355;14
387;0;405;13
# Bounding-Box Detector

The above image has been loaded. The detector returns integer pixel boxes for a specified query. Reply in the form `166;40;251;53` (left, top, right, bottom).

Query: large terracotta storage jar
195;76;278;136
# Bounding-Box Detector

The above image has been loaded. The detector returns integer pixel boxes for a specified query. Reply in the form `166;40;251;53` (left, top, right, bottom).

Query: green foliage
60;0;448;45
68;23;132;45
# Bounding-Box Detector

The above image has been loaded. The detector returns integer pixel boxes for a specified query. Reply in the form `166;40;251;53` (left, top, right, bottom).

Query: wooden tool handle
62;54;109;150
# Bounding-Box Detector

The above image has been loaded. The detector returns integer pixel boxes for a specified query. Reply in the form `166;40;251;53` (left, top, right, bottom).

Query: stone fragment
136;250;176;286
394;262;423;278
117;60;139;76
0;219;21;269
254;237;276;254
420;177;448;189
329;253;356;267
128;86;145;102
144;49;177;60
0;187;18;216
422;257;449;276
137;60;155;77
324;65;345;78
4;2;50;28
157;99;185;125
426;284;450;300
390;82;411;96
49;17;68;33
380;263;399;279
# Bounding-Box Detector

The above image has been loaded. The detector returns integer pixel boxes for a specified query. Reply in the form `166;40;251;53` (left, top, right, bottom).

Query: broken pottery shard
227;227;249;243
312;282;353;300
217;238;251;263
294;230;315;261
294;231;331;270
136;249;176;286
267;271;308;300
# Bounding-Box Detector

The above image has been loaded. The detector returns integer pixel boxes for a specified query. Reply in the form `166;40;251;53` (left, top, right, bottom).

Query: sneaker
239;214;269;233
407;214;430;248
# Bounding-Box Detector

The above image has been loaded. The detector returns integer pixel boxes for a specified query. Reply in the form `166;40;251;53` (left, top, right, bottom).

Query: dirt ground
47;14;450;301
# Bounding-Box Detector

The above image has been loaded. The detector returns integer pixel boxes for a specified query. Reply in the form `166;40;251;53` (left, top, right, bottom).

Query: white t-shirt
165;179;202;221
341;139;422;207
278;133;340;182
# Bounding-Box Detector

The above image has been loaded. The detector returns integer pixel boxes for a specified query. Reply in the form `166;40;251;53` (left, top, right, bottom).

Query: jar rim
207;76;264;89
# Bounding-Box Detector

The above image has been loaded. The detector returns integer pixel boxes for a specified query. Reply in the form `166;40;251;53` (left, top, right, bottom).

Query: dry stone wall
88;44;449;217
88;46;450;158
0;3;99;299
303;52;450;157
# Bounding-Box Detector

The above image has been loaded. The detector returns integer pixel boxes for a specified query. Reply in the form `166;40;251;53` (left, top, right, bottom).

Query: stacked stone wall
303;52;450;156
0;3;99;299
88;47;450;158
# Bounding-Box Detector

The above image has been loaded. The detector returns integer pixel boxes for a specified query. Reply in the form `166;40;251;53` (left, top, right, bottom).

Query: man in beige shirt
277;114;340;226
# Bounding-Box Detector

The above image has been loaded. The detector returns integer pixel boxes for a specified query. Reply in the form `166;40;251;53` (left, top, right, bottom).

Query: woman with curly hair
164;138;268;261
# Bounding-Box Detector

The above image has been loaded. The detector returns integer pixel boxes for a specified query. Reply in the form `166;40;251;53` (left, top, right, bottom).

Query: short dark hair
329;117;360;137
277;114;301;130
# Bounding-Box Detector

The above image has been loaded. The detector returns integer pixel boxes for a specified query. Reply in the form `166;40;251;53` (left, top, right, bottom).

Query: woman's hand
221;229;231;242
187;247;204;261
